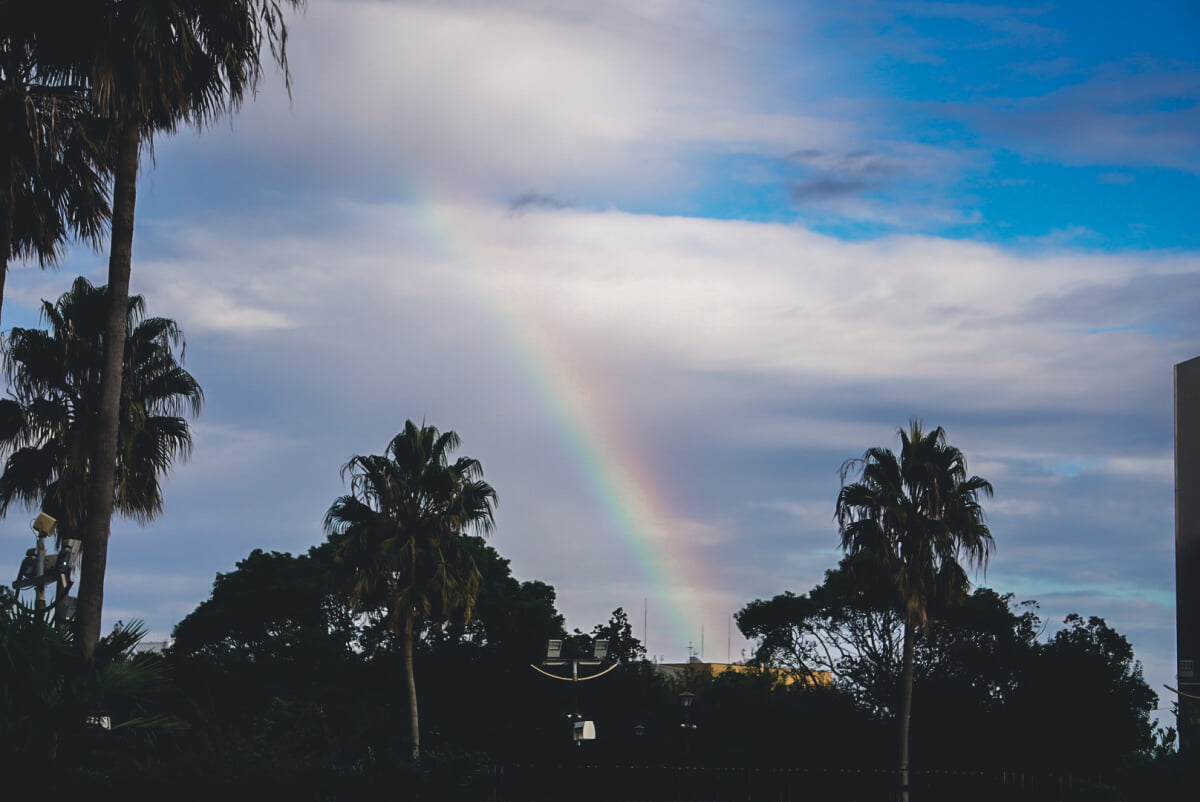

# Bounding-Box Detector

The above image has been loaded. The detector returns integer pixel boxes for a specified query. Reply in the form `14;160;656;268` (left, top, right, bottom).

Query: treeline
2;534;1191;799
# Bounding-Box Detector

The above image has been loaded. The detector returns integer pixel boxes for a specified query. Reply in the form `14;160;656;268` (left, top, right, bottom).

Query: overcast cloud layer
4;0;1198;721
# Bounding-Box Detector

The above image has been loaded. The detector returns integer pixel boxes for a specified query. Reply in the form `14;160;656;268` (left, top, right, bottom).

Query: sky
4;0;1198;722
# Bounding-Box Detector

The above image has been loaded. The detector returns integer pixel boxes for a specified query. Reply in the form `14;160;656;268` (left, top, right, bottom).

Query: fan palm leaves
836;419;993;802
0;9;111;329
325;421;497;761
0;277;201;619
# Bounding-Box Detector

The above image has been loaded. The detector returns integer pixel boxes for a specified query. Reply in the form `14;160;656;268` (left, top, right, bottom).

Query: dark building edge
1175;355;1200;752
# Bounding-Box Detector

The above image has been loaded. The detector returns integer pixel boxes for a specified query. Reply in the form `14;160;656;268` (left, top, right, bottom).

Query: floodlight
593;640;608;660
55;540;81;583
32;512;57;537
546;639;562;659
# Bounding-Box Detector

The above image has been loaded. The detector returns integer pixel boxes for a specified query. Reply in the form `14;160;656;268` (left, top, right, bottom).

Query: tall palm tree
835;420;993;802
324;421;498;761
0;276;201;621
23;0;302;656
0;10;111;329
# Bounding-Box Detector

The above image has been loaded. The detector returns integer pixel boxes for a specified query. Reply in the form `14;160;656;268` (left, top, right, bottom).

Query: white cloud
122;199;1198;441
151;0;950;218
150;285;297;334
176;1;829;192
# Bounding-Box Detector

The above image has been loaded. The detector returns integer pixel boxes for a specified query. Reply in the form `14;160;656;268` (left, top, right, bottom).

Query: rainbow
410;197;727;657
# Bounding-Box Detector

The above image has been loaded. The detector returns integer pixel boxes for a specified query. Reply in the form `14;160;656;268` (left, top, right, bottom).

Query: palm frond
0;279;200;529
326;421;497;634
836;420;994;629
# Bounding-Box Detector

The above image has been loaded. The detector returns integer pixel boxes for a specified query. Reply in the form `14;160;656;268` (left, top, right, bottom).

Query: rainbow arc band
412;199;729;651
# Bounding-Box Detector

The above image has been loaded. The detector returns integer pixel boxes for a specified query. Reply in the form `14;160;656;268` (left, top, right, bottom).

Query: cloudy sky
5;0;1198;715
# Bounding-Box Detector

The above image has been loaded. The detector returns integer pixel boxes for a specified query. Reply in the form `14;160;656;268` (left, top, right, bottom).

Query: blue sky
4;0;1198;722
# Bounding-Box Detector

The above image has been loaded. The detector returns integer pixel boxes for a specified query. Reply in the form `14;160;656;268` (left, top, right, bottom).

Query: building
653;655;831;688
1176;355;1200;751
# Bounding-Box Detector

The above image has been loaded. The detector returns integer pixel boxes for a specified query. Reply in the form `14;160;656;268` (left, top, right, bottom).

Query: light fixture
32;512;57;537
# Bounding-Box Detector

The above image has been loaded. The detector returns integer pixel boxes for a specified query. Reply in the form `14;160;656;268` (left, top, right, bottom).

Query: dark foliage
0;590;179;783
172;544;355;668
2;533;1183;799
738;561;1161;773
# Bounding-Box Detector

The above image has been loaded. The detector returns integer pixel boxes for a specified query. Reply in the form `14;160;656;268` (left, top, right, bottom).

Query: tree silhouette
835;420;993;802
21;0;302;656
325;421;497;761
0;277;201;621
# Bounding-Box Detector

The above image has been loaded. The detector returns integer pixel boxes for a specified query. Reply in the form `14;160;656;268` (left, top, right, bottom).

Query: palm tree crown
325;421;498;632
0;276;202;539
0;10;111;328
28;0;300;134
836;420;994;629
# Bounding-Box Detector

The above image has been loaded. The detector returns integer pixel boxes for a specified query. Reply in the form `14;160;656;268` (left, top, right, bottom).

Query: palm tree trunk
404;608;420;762
898;618;916;802
75;119;139;659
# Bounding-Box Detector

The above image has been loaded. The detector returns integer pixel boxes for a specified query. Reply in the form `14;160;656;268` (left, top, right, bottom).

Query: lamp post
531;638;618;746
12;513;61;612
679;691;697;756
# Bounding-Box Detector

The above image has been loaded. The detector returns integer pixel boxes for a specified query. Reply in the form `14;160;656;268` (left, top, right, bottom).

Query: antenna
643;597;648;655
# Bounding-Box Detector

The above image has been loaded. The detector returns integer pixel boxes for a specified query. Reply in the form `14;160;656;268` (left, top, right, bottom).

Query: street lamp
12;513;64;612
679;691;697;755
531;638;618;746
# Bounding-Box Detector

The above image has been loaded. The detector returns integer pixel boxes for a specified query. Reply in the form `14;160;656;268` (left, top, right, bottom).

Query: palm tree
324;421;498;761
23;0;302;656
835;420;993;802
0;11;111;329
0;276;201;621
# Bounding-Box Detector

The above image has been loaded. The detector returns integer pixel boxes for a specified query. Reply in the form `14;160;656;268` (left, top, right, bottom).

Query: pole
33;534;46;611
